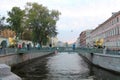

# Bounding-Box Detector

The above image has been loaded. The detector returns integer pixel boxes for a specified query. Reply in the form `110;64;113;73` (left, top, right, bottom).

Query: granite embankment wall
0;52;52;66
80;52;120;73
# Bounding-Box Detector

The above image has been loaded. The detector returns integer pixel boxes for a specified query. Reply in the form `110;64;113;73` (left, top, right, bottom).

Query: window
117;27;119;34
116;27;119;35
112;20;113;25
113;29;115;35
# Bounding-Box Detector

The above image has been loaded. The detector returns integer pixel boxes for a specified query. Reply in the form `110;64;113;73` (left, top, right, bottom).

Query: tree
0;16;5;30
7;7;25;39
25;2;61;45
22;30;32;40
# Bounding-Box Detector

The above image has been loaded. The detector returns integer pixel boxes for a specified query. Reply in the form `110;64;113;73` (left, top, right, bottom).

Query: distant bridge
0;47;120;55
17;47;103;53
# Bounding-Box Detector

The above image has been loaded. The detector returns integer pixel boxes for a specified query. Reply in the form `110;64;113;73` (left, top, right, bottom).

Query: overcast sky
1;0;120;43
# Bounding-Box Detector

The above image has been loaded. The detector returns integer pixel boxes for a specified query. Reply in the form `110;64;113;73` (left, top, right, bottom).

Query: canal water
13;52;90;80
91;66;120;80
12;52;120;80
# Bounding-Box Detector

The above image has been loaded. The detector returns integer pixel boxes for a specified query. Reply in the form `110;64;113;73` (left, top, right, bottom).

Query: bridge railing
0;47;56;55
0;47;120;55
0;47;105;55
16;47;57;54
75;47;103;53
0;48;17;55
105;50;120;55
77;47;120;55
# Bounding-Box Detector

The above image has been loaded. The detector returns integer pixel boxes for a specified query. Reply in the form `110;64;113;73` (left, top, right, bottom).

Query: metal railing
0;48;17;54
0;47;120;56
105;50;120;55
0;47;56;55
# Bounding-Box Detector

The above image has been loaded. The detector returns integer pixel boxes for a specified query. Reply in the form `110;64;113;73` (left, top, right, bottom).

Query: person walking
27;44;30;50
18;44;22;49
0;45;2;54
73;43;76;50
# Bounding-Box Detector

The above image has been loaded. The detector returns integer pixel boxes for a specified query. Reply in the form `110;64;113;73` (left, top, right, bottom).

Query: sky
1;0;120;44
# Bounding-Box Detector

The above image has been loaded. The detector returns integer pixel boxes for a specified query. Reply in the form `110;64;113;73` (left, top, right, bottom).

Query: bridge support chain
0;64;22;80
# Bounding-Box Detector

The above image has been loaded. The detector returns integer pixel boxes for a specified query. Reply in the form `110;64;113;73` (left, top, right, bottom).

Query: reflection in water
45;52;89;80
13;52;120;80
91;66;120;80
13;52;90;80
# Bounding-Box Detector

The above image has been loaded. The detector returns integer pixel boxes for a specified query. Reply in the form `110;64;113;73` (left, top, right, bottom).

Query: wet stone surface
12;52;91;80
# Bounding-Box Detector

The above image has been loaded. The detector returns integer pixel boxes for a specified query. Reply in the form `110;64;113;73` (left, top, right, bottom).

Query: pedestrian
0;45;2;54
22;42;25;49
18;44;22;49
29;43;31;50
49;44;52;48
73;43;76;50
38;44;40;50
1;40;7;54
27;44;30;50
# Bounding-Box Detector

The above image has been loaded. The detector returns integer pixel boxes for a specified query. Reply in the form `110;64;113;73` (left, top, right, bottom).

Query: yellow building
0;29;16;47
0;29;16;38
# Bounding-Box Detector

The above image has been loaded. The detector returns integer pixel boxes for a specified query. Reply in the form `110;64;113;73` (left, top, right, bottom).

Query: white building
51;37;58;47
56;41;66;47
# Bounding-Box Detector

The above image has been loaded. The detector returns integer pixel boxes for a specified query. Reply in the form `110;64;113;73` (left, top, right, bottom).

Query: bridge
1;47;120;80
5;47;103;54
0;47;120;55
17;47;120;55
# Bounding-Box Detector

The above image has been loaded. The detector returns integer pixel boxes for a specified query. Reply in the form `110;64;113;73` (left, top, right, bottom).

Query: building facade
91;11;120;50
80;30;92;47
80;31;86;47
0;29;16;46
86;30;93;47
0;29;16;38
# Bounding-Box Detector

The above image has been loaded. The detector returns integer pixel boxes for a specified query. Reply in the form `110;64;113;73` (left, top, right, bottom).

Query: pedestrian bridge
0;47;103;55
20;47;120;55
1;47;120;55
0;47;120;80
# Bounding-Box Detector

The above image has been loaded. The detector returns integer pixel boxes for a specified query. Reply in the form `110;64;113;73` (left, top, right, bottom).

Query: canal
12;52;90;80
12;52;120;80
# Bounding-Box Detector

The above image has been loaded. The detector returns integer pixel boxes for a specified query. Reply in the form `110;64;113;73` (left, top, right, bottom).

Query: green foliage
7;7;25;39
0;16;5;30
25;2;61;45
22;30;32;40
5;2;60;46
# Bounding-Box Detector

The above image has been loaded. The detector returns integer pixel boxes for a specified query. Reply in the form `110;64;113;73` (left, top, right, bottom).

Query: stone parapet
0;64;21;80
